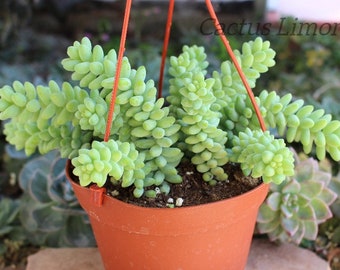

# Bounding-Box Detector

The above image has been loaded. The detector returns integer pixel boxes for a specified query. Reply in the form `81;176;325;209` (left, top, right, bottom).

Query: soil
103;161;262;208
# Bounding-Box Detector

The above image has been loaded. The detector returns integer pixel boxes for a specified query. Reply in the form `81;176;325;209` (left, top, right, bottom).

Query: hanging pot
66;160;269;270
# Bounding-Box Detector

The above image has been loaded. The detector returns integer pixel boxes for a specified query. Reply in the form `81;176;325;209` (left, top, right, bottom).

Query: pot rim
66;160;269;212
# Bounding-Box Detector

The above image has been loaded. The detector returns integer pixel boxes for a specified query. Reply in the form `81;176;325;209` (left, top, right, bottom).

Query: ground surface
24;238;328;270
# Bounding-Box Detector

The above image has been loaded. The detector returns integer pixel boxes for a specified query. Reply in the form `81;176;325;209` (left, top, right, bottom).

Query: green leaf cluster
0;80;93;158
72;140;146;197
256;90;340;161
168;46;228;183
1;36;340;197
230;128;294;184
211;37;276;141
0;37;183;197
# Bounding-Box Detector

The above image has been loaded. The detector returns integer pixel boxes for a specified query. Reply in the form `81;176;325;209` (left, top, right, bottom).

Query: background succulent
310;167;340;260
18;151;95;247
256;150;337;244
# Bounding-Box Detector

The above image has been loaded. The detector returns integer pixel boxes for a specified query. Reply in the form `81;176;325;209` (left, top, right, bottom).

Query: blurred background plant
256;150;337;244
310;166;340;269
0;198;28;268
0;149;96;267
17;151;96;247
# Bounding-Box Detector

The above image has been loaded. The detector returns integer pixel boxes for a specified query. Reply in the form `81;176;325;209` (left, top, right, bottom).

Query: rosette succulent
0;36;340;199
256;151;337;244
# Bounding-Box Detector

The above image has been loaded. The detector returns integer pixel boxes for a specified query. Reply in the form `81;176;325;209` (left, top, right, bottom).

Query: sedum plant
256;151;337;244
0;36;340;199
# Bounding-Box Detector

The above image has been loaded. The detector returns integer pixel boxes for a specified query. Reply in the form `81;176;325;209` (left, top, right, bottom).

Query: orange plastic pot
66;161;269;270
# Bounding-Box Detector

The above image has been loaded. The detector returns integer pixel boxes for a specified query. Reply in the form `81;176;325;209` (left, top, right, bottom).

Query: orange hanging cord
205;0;266;132
158;0;175;98
105;0;266;140
104;0;132;142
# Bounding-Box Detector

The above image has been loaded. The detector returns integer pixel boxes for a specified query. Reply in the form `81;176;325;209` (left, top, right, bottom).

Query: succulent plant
17;151;95;247
327;168;340;218
256;150;337;244
0;36;340;199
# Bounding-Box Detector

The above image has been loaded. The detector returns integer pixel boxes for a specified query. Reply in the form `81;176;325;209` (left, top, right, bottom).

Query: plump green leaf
281;216;299;236
290;222;305;244
282;179;300;194
298;205;315;220
299;181;323;198
257;218;280;233
302;220;318;240
257;204;278;222
266;192;282;211
318;188;337;205
310;198;333;221
281;204;294;218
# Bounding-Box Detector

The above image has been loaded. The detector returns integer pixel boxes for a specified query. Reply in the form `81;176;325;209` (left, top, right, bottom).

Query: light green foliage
167;38;283;184
62;37;109;90
2;36;340;198
18;151;95;247
72;140;146;197
127;96;183;187
168;37;340;187
167;45;208;119
61;36;138;137
167;50;228;182
211;37;276;141
75;89;108;136
255;90;340;161
167;38;287;185
0;80;93;158
62;37;184;194
256;151;337;244
230;128;294;184
0;37;183;197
